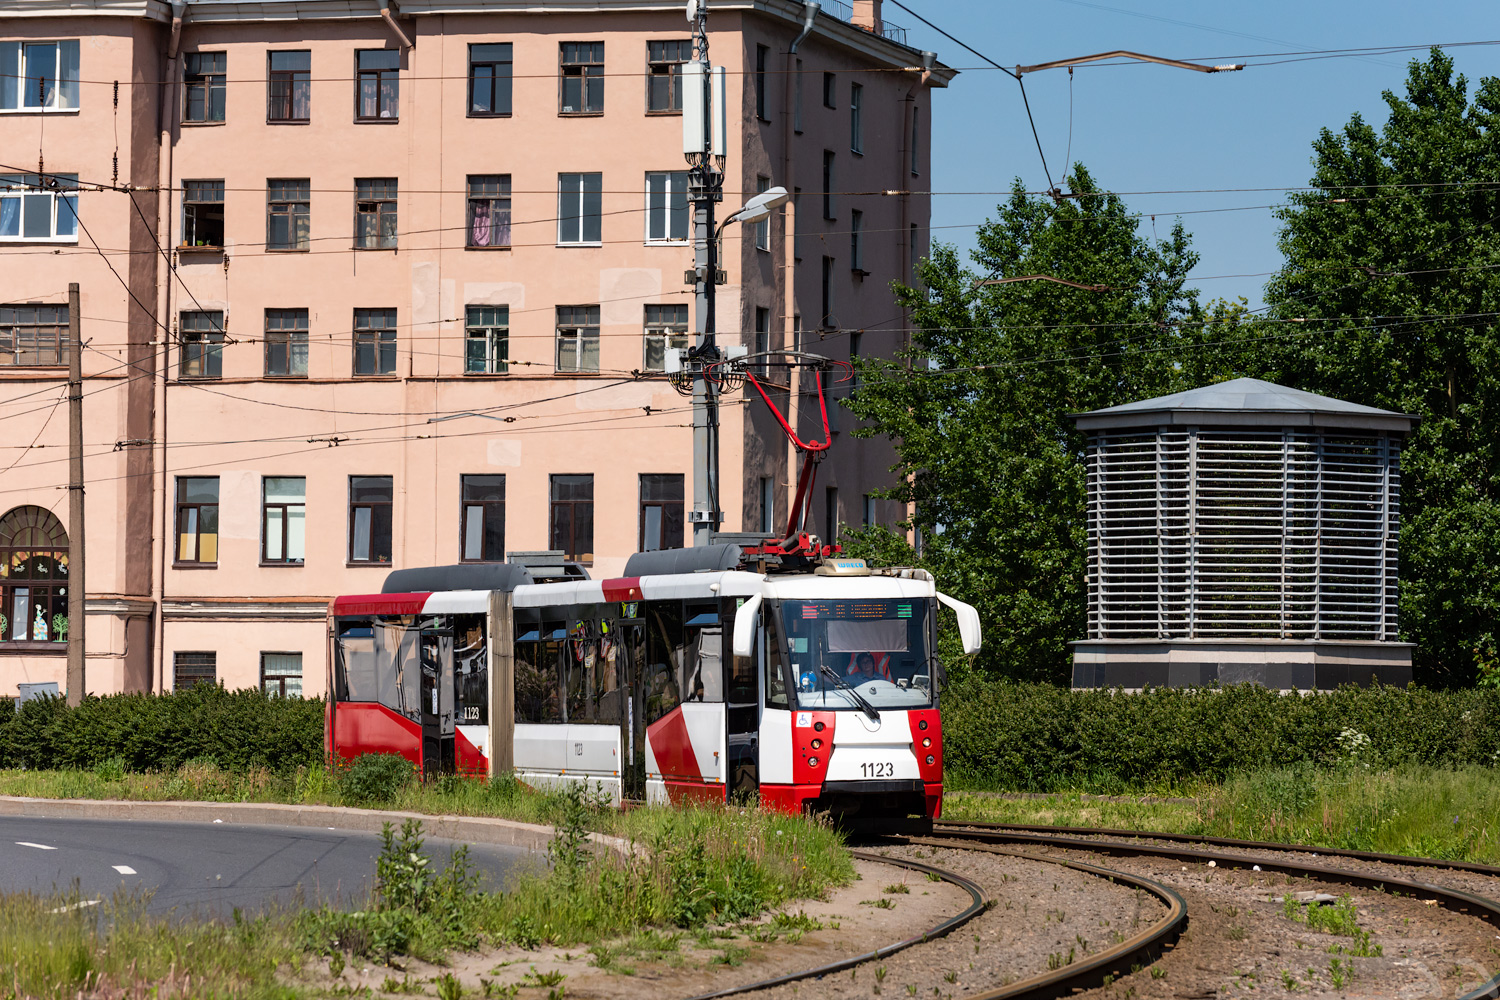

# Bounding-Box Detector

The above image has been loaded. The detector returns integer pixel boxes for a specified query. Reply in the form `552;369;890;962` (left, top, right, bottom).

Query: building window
792;187;802;261
754;175;771;251
760;476;775;535
821;255;835;328
822;150;835;220
0;173;77;243
824;486;839;545
849;330;862;393
182;179;223;248
556;305;600;373
645;171;689;243
793;59;803;133
639;474;684;552
559;42;604;114
643;303;688;371
911;223;920;279
267;50;310;122
466;305;508;373
174;652;216;690
850;81;865;154
266;178;310;251
754;307;770;376
0;506;69;644
262;476;305;564
466;174;511;248
356;49;399;120
647;39;691;112
850;209;864;272
549;475;594;562
179;310;223;379
0;304;68;366
0;41;79;111
755;44;769;120
354;178;397;249
461;474;505;562
348;476;393;564
469;43;512;116
558;172;602;244
911;105;921;175
264;308;309;377
863;493;875;527
353;308;397;376
823;71;836;109
175;477;219;565
261;652;302;697
183;52;226;122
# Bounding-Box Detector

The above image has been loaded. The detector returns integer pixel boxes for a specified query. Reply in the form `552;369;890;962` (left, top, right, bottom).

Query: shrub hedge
942;679;1500;791
0;685;324;773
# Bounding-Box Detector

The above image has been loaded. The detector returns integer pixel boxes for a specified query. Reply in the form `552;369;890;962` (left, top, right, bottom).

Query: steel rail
922;828;1500;1000
897;837;1189;1000
680;851;987;1000
939;821;1500;878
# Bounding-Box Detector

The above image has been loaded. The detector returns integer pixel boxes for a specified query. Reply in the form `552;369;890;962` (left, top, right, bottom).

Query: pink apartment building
0;0;950;700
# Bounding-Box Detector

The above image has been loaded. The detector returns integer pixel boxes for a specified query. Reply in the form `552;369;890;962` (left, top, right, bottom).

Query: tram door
725;599;760;800
419;625;455;776
618;618;648;801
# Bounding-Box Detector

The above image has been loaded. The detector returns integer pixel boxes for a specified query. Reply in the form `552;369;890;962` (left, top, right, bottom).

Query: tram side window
764;610;789;709
514;624;564;724
644;601;682;723
454;614;488;725
564;620;622;724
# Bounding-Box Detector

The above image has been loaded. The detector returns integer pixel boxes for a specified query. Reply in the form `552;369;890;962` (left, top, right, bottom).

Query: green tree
1263;49;1500;686
843;166;1200;682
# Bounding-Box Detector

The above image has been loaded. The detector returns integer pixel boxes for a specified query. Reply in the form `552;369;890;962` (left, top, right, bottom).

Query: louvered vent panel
1086;427;1399;641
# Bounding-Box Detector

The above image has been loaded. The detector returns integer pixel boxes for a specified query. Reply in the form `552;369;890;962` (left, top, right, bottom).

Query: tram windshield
781;598;936;711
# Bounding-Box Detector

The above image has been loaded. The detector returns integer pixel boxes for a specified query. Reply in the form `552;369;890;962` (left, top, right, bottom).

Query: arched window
0;506;69;644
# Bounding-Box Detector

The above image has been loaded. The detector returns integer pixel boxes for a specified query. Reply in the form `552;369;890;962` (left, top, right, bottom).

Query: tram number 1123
860;761;895;778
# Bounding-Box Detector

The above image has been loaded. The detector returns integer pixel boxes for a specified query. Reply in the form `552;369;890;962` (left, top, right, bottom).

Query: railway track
690;823;1500;1000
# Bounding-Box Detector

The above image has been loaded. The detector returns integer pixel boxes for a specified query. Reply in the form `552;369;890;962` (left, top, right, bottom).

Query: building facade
0;0;950;699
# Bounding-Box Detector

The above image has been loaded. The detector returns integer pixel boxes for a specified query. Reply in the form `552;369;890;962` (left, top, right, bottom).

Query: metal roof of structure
1074;377;1417;433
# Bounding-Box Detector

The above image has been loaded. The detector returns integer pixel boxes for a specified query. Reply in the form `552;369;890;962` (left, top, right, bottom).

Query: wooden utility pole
66;282;85;706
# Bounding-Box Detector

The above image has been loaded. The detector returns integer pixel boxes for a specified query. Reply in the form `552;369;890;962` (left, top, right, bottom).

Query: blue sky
892;0;1499;309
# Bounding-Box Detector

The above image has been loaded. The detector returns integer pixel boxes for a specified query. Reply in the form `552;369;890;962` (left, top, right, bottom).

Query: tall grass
943;764;1500;864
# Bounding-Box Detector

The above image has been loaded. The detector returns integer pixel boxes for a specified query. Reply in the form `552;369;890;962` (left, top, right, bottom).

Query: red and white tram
326;547;981;820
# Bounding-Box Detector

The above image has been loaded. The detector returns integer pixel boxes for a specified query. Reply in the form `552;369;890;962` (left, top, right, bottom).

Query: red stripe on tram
601;577;644;602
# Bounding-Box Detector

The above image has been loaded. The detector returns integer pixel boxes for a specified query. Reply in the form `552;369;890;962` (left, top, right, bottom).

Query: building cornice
162;599;330;621
0;0;956;82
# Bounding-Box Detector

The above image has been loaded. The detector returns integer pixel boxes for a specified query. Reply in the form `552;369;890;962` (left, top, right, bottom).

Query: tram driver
848;651;892;682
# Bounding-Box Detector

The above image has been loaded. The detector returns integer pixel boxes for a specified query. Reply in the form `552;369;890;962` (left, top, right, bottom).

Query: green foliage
943;678;1500;789
844;165;1207;683
0;685;323;773
339;753;416;806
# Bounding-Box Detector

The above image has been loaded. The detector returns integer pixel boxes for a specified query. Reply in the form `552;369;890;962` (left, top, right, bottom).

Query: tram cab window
334;615;422;721
454;614;488;725
783;599;935;711
514;621;565;723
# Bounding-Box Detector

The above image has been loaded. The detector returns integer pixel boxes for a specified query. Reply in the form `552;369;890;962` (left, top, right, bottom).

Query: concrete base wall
1070;640;1414;690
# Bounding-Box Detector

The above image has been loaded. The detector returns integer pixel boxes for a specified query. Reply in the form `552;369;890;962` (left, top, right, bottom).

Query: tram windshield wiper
819;665;881;721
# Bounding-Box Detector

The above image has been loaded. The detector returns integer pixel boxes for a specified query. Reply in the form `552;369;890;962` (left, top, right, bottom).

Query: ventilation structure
1071;379;1415;690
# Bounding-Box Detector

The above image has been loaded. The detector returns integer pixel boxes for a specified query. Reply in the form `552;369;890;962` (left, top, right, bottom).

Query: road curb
0;796;629;857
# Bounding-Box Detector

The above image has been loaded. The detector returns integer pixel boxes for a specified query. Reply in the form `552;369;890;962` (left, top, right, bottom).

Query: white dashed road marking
113;865;136;875
15;842;56;850
49;899;101;914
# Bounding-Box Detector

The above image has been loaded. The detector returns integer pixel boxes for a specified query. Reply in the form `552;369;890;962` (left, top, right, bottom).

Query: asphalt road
0;816;539;918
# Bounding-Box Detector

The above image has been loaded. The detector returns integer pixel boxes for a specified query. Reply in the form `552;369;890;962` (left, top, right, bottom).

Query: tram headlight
808;757;820;768
811;738;822;750
925;754;935;765
918;719;928;731
813;721;825;732
922;737;931;748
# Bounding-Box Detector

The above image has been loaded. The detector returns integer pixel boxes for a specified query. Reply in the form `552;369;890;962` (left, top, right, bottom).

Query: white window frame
644;170;689;244
642;303;689;371
850;82;863;154
0;41;80;112
754;175;771;251
0;173;78;243
465;305;509;374
556;305;600;373
557;172;602;245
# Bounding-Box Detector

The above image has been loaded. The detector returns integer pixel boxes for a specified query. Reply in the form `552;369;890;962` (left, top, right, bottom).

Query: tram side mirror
732;594;763;659
936;592;982;656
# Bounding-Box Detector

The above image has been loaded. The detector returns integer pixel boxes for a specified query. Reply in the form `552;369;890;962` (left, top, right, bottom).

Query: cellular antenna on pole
682;0;726;545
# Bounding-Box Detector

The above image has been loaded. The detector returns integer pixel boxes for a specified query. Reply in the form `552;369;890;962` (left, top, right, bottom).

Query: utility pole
66;282;86;706
684;0;726;545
